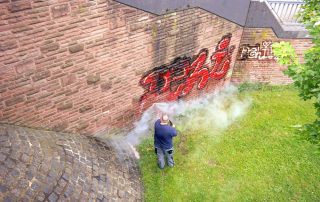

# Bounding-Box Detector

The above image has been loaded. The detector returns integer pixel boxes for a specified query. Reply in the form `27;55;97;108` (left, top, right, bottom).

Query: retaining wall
0;0;243;135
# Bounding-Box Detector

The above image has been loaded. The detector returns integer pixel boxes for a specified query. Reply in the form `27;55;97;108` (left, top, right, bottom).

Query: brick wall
0;0;243;135
232;28;313;84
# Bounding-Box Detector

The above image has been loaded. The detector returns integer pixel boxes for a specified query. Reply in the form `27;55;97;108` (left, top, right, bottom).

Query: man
154;114;177;169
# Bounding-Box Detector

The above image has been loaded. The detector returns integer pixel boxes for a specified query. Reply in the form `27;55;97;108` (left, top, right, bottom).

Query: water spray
96;85;252;160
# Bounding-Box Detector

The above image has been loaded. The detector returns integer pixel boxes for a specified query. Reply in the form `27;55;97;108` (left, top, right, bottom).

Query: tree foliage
272;0;320;146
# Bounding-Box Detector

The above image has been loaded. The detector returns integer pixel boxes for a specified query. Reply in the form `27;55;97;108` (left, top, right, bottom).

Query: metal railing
266;0;305;24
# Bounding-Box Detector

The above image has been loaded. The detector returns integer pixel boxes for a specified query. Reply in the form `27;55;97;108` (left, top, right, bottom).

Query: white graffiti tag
238;41;276;60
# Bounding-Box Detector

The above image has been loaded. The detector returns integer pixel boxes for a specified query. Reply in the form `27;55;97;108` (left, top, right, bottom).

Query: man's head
160;114;169;124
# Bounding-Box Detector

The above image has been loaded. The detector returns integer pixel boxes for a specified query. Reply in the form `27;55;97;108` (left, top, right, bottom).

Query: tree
272;0;320;146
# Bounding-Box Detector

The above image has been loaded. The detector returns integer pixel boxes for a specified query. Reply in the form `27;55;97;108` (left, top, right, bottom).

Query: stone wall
231;28;313;84
0;0;243;135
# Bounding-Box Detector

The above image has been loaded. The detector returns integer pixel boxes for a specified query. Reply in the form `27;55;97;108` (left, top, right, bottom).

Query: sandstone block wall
231;28;313;84
0;0;243;135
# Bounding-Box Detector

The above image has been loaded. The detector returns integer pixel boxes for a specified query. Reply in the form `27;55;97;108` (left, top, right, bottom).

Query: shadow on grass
238;82;296;92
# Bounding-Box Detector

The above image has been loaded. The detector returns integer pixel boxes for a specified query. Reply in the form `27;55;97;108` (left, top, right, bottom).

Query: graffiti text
238;41;276;60
140;34;235;102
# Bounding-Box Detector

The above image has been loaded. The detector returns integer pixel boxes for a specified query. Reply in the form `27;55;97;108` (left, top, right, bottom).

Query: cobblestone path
0;124;143;201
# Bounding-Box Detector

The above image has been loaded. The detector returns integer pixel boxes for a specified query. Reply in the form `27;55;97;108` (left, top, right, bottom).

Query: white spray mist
96;85;251;159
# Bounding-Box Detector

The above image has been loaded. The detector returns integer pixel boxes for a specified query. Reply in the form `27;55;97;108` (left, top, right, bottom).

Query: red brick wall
232;28;313;84
0;0;243;135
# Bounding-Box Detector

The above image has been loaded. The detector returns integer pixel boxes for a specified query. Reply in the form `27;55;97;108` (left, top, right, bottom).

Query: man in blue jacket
154;114;177;169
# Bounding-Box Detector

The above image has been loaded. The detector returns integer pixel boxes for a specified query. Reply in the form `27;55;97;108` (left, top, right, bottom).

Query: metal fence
266;0;305;24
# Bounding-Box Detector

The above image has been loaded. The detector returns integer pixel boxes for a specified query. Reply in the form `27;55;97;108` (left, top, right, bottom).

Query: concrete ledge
114;0;251;26
246;1;310;39
114;0;310;39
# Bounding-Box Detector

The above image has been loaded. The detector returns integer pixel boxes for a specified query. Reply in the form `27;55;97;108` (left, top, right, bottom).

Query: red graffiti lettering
210;33;235;80
167;58;192;101
181;49;209;96
140;33;235;103
139;72;158;101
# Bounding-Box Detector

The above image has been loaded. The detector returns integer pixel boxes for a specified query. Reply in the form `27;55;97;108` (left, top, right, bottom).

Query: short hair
161;114;169;122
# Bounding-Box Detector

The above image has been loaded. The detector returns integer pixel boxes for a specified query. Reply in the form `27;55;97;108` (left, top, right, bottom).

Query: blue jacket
154;119;177;150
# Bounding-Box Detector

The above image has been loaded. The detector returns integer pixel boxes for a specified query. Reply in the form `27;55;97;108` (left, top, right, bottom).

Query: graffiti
140;34;235;102
238;41;276;60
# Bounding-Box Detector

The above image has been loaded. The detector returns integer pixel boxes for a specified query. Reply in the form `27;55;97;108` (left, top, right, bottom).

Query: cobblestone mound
0;124;143;201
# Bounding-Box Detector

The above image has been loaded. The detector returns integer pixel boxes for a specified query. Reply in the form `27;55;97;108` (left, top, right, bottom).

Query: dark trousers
155;147;174;169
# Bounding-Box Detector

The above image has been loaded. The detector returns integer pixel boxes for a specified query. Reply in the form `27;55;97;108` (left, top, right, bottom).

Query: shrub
272;0;320;146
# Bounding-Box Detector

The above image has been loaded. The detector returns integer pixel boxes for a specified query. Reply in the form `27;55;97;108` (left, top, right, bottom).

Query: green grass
138;86;320;202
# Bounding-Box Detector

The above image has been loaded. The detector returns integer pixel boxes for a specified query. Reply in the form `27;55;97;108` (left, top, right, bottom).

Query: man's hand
168;120;175;128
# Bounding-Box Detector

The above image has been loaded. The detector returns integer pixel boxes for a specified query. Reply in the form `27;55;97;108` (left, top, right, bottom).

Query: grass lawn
138;86;320;202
